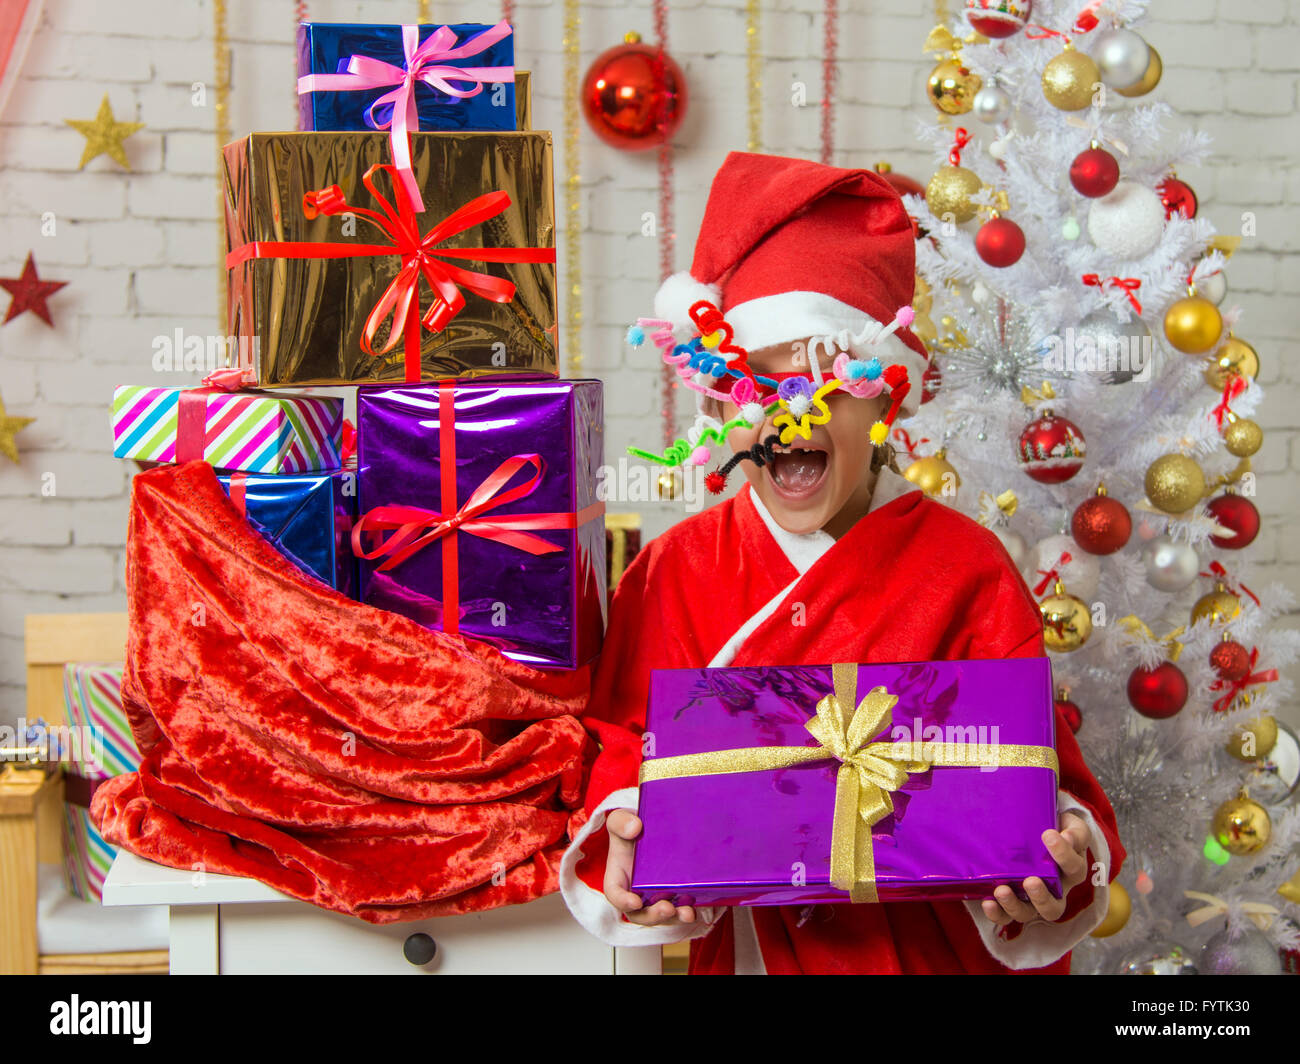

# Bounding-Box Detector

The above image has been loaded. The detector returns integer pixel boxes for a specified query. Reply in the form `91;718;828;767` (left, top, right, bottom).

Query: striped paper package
60;664;140;903
111;385;343;474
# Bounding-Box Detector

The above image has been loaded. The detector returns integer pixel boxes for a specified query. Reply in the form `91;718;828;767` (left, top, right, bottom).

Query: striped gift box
111;385;343;474
60;664;140;902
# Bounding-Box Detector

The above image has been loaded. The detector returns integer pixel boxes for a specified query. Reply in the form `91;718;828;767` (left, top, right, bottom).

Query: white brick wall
1;0;1297;728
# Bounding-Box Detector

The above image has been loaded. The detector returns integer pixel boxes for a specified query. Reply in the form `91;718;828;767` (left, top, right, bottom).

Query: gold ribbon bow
1184;890;1279;932
1118;616;1186;662
977;489;1019;527
640;664;1059;903
1020;380;1058;406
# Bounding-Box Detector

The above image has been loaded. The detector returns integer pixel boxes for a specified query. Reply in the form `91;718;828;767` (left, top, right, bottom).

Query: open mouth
767;445;829;500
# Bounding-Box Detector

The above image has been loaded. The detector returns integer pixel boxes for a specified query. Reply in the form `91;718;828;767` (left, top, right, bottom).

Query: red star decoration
1;253;69;327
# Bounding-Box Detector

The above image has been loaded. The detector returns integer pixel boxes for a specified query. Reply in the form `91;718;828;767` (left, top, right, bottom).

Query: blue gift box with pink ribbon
296;21;516;141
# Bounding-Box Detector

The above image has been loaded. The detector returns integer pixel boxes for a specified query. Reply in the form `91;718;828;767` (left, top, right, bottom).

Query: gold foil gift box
222;129;557;387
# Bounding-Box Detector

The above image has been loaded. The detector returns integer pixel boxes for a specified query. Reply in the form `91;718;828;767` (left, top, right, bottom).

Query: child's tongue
771;449;827;492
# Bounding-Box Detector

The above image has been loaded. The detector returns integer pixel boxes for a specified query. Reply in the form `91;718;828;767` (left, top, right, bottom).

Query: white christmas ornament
1028;533;1100;602
1092;29;1151;90
972;84;1012;124
1141;534;1200;592
1087;181;1165;260
992;527;1029;569
1199;271;1227;306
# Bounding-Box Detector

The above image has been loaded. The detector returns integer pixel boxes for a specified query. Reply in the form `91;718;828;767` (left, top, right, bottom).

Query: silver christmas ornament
972;83;1012;124
1074;310;1154;385
1093;28;1151;90
1245;719;1300;807
1199;270;1227;306
1199;925;1283;975
1118;941;1198;975
1141;534;1200;592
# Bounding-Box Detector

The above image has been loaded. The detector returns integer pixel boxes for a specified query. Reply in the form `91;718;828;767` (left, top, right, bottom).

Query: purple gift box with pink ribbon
355;379;606;670
631;658;1062;907
297;21;515;212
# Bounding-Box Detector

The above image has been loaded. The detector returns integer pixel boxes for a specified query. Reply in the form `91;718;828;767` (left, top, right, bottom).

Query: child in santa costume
560;152;1124;974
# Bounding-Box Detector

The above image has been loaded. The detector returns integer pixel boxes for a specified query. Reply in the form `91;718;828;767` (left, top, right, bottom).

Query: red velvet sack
92;462;594;923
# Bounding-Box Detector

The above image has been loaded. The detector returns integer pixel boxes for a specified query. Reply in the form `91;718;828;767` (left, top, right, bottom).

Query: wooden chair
0;613;168;975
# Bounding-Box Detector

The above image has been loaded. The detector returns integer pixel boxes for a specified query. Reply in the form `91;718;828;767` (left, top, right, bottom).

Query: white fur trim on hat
726;290;929;415
654;271;723;331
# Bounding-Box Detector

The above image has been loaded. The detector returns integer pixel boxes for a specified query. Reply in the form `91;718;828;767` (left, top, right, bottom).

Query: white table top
103;850;292;907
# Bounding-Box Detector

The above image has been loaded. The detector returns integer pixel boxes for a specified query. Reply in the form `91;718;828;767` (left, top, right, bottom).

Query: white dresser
103;851;660;975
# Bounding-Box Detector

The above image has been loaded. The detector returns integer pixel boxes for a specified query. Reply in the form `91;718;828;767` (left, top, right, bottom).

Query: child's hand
604;809;698;927
980;811;1090;928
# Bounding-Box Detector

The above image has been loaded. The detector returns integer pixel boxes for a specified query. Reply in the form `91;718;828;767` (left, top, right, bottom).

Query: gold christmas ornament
1144;453;1206;514
1191;583;1242;627
1039;580;1093;652
903;447;961;498
1203;335;1260;391
65;94;144;170
912;275;933;316
1163;294;1223;354
1227;716;1278;762
1041;45;1100;111
927;56;981;115
1115;44;1162;97
925;165;982;224
1212;790;1271;856
1223;414;1263;458
656;469;680;501
1090;882;1131;938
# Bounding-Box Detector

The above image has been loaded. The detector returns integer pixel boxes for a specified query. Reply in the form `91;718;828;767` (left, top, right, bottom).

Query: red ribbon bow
949;127;972;167
226;163;555;383
1211;647;1279;713
1082;274;1143;315
1200;561;1260;607
1211;374;1248;429
1034;551;1073;597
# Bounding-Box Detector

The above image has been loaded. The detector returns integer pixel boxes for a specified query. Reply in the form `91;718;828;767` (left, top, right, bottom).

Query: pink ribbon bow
297;21;514;213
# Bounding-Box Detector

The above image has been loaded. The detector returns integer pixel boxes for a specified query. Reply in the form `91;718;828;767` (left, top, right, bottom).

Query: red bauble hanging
1056;695;1083;734
1069;145;1120;198
921;360;942;404
1127;662;1189;719
1018;413;1086;484
1206;493;1260;549
1210;639;1252;684
975;215;1026;267
1071;488;1132;554
581;36;688;151
964;0;1032;38
1157;175;1198;219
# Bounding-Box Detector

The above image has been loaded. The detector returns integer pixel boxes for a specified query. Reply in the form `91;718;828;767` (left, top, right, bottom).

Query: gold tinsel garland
562;0;582;375
746;0;761;151
214;0;231;319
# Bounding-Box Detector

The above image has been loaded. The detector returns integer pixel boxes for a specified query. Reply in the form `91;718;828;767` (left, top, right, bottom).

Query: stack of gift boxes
99;22;604;888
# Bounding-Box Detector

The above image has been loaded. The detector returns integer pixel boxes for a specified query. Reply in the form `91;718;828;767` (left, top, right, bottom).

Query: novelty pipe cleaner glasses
627;299;916;495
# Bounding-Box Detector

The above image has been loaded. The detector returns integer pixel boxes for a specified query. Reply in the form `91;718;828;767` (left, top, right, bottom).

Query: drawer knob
403;932;438;967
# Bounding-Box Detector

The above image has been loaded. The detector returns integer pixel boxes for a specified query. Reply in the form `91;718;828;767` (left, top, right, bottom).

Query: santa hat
654;151;929;414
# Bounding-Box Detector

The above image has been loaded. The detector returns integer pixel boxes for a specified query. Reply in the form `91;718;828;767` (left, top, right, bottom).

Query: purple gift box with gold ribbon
631;658;1061;907
355;379;605;669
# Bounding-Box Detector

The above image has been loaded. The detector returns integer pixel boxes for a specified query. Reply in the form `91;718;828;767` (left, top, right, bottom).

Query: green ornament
1202;834;1231;866
1062;216;1081;241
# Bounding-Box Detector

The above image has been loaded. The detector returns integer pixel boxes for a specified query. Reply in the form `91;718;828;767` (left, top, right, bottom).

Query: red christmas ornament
1018;413;1086;484
1070;489;1132;554
1206;493;1260;550
1127;662;1189;719
1210;639;1252;684
921;360;942;404
876;163;927;238
581;38;688;151
1157;175;1198;219
1069;146;1120;198
1;252;68;327
1056;695;1083;734
975;215;1026;267
964;0;1032;38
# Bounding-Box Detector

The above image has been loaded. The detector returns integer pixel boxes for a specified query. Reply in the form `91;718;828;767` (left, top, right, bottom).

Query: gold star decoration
65;94;144;170
0;391;35;464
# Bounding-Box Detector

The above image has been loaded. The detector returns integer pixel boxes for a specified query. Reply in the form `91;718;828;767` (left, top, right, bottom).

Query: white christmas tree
901;0;1300;974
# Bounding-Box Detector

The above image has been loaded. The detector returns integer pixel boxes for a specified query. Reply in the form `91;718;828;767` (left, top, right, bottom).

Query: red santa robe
560;469;1125;974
